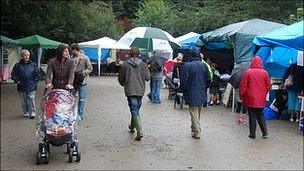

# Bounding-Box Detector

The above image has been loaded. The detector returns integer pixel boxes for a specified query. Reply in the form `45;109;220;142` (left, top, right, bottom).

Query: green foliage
1;0;302;43
288;7;304;23
135;0;173;28
1;0;123;44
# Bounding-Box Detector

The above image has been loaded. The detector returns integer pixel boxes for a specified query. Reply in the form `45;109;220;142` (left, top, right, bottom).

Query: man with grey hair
11;49;40;119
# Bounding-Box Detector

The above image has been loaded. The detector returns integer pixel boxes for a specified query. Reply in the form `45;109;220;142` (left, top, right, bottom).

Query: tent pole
98;48;101;76
37;47;42;70
232;88;235;112
0;45;3;69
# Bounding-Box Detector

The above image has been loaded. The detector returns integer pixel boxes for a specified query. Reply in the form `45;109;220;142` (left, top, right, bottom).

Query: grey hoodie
118;57;151;97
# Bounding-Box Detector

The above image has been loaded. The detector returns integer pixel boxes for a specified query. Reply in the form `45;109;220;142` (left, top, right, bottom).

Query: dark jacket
239;56;271;108
45;58;76;89
118;57;150;97
11;60;40;92
282;64;303;93
180;50;211;106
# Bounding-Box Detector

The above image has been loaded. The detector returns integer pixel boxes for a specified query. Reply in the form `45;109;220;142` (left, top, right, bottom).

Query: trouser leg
248;108;257;136
256;108;268;135
189;106;201;135
26;91;36;116
19;92;28;115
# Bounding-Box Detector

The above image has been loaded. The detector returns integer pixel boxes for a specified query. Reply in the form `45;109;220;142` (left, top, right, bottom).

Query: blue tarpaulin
253;21;304;51
253;21;304;78
81;48;110;63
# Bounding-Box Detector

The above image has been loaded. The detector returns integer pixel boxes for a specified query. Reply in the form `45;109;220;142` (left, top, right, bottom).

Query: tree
135;0;178;34
1;0;123;43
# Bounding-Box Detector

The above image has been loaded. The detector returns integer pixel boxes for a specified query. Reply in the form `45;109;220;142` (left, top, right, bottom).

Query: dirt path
1;76;303;170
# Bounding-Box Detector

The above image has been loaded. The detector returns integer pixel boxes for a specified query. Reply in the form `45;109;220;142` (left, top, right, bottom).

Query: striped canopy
118;27;180;53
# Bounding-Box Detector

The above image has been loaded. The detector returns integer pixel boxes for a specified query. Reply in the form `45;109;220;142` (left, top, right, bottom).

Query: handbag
284;74;293;87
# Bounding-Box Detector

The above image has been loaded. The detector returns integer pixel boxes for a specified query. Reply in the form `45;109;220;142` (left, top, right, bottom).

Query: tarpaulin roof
176;32;201;48
17;35;64;49
79;37;130;50
253;21;304;51
197;19;286;64
1;35;20;46
253;21;304;78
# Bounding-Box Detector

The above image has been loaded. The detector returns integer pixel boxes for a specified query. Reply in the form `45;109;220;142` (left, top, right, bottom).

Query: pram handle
44;88;75;96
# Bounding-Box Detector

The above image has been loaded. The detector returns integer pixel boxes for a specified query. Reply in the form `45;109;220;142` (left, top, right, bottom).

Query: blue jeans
19;91;36;116
78;84;88;119
127;96;142;116
151;77;162;103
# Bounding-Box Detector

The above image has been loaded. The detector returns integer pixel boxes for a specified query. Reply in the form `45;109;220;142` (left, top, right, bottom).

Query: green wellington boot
133;116;144;141
128;116;135;133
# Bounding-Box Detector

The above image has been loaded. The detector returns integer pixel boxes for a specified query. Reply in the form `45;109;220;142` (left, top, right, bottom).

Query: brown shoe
135;133;144;141
192;133;200;139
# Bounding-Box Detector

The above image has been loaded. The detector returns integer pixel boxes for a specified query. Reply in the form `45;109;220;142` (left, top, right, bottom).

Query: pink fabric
1;66;10;81
163;60;176;76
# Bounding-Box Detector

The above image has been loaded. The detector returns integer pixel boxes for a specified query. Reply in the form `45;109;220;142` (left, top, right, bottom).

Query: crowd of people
11;44;302;142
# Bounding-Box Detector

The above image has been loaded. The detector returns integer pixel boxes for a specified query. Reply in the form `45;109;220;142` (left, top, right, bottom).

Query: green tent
17;35;64;49
1;35;20;46
17;35;66;69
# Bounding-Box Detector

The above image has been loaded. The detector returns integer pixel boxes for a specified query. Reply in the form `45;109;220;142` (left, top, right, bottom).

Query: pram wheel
36;151;41;165
44;151;49;164
68;149;73;162
36;143;50;165
76;148;81;162
67;142;81;162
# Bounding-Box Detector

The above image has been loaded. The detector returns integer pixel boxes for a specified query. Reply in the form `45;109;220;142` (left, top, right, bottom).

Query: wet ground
1;76;303;170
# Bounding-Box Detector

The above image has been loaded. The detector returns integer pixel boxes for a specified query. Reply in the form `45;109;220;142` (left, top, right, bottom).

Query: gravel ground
1;76;303;170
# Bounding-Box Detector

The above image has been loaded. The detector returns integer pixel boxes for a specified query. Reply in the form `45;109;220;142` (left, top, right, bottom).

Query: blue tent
176;32;201;48
197;19;286;64
253;21;304;78
253;21;304;51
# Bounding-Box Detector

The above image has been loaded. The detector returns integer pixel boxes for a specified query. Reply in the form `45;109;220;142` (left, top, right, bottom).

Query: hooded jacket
180;49;211;106
118;57;150;97
239;56;271;108
11;60;40;92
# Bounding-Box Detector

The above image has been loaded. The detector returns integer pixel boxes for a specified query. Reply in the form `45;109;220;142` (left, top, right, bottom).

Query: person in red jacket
239;56;271;139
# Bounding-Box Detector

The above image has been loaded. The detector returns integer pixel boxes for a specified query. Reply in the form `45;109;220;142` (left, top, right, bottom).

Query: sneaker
248;135;256;139
296;119;300;122
290;118;294;122
29;115;35;119
23;113;30;117
262;133;268;139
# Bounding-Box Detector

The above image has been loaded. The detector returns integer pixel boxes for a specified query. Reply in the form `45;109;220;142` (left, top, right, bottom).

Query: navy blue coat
180;50;211;107
11;60;40;92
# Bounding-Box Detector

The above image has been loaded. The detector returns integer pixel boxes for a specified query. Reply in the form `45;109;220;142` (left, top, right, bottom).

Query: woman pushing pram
35;44;81;164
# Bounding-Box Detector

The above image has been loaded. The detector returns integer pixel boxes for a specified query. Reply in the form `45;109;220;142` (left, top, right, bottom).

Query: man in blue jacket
11;49;40;119
180;48;211;139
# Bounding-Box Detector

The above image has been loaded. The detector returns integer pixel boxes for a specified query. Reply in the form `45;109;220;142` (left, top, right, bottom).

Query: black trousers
248;107;268;136
236;102;247;113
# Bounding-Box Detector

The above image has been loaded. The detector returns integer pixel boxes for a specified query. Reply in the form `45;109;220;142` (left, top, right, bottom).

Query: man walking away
180;49;211;139
11;49;40;119
118;47;150;141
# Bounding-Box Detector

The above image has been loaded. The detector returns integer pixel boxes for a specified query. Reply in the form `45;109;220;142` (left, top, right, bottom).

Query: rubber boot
128;116;135;133
133;116;144;141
